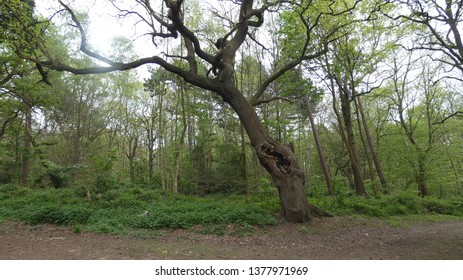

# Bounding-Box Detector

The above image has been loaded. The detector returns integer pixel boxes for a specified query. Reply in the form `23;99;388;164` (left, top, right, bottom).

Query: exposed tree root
308;204;333;218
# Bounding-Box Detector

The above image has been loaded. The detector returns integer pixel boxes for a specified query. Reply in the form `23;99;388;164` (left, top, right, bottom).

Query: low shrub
25;205;93;225
387;191;423;214
1;184;462;236
310;190;463;218
112;192;145;208
422;197;463;215
129;197;276;230
85;218;127;234
348;199;388;217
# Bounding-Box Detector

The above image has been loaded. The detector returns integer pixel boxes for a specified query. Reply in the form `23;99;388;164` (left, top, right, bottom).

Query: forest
1;0;463;235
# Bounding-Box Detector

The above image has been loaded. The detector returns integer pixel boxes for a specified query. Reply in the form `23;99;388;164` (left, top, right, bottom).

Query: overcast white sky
34;0;227;79
35;0;176;80
35;0;226;56
36;0;140;54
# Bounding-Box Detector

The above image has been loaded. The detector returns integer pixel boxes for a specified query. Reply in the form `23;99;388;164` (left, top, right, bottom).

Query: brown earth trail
1;217;462;260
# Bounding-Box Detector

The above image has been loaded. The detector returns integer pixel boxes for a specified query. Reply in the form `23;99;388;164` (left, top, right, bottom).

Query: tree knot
260;142;292;174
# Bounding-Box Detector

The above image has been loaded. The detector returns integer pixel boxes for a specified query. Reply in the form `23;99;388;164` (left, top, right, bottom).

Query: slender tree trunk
398;99;429;197
356;110;377;195
69;93;83;165
129;159;135;184
338;85;366;196
14;126;21;183
21;106;32;186
187;95;195;154
238;56;250;197
417;150;428;197
147;138;155;184
158;86;166;191
445;142;461;195
353;97;376;192
325;56;357;194
240;123;250;197
147;104;156;185
126;135;138;185
356;95;388;194
304;95;334;195
339;86;366;196
172;80;187;194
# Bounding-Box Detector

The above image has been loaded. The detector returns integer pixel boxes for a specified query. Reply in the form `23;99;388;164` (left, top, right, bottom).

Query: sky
34;0;226;57
34;0;227;79
36;0;141;55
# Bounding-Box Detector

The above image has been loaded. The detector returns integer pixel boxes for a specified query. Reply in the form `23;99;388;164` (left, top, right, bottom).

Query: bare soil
1;216;462;260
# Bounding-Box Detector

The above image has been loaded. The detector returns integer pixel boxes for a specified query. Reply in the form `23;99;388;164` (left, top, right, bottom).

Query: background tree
389;0;463;121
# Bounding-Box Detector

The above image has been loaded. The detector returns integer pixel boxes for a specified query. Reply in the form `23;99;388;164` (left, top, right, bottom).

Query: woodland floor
1;216;463;260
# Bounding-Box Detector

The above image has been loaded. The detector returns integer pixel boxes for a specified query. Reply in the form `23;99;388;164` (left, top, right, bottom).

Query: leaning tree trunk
256;138;313;222
339;84;366;196
304;95;334;196
222;84;328;223
356;95;388;194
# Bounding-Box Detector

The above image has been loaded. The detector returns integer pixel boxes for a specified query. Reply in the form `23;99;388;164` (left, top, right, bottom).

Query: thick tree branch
165;0;215;65
25;53;220;94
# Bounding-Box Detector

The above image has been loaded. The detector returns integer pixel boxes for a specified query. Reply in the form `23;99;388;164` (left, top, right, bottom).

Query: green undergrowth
0;184;462;236
0;184;278;235
311;190;463;217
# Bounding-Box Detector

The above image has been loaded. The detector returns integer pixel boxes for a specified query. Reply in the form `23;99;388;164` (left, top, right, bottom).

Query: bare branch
57;0;118;66
252;96;292;106
433;111;463;124
384;0;463;74
250;44;328;104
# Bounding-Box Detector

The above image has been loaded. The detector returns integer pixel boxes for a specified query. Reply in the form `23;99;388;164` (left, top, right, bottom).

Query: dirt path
1;217;462;259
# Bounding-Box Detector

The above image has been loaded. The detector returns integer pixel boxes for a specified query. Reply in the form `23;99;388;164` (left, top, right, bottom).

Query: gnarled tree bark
223;84;327;222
